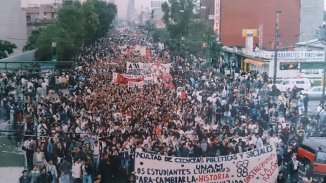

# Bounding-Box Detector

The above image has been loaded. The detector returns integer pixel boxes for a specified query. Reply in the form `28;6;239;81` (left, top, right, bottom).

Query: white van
270;78;312;92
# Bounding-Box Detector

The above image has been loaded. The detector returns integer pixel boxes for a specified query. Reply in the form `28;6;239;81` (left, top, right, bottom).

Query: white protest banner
149;63;171;75
113;72;157;86
127;62;144;74
128;81;145;88
135;145;278;183
126;62;172;75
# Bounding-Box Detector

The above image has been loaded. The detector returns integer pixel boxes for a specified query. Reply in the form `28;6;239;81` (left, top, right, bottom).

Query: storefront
242;58;269;73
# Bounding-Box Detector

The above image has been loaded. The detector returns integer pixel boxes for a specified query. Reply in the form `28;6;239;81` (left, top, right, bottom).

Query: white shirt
135;147;143;153
72;162;83;179
93;144;100;156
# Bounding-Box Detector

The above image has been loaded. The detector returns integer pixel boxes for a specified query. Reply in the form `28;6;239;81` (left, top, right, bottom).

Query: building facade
23;4;61;37
217;0;301;50
151;0;167;28
199;0;215;28
300;0;324;42
0;0;27;54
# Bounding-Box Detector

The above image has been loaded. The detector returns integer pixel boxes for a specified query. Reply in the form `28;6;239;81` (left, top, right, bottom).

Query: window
316;152;326;164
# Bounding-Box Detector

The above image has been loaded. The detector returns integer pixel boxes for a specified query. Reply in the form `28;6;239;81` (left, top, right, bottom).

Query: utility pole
273;10;281;84
317;25;326;104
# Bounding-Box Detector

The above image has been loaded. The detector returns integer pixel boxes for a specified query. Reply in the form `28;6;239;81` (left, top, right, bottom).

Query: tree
57;2;84;41
33;0;117;62
93;1;117;37
159;0;222;60
162;0;195;40
24;30;42;51
0;40;17;59
81;1;100;40
35;24;77;61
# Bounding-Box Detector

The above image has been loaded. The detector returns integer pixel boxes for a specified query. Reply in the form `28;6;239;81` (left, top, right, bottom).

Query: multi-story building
0;0;27;54
203;0;324;50
199;0;215;28
23;4;61;37
151;0;167;28
127;0;136;21
300;0;324;42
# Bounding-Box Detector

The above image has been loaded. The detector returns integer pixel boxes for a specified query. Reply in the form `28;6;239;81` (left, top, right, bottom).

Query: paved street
0;106;25;182
307;99;320;116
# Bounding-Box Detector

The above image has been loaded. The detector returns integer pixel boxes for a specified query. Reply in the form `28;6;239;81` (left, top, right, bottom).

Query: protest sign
161;73;173;89
135;145;278;183
126;62;171;75
113;73;157;87
128;81;145;88
112;73;145;85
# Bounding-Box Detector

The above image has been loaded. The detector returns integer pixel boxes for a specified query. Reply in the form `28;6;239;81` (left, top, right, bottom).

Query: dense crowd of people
0;26;323;183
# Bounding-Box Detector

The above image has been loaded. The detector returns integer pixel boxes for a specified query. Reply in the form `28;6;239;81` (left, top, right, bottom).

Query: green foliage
0;40;17;59
24;30;42;51
153;28;169;43
57;2;84;41
162;0;195;40
35;24;76;61
34;0;117;62
94;1;117;37
160;0;222;60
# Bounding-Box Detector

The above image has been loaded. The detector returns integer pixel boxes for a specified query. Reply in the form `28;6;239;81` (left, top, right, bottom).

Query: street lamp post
317;25;326;104
322;44;326;104
52;41;57;61
273;10;282;84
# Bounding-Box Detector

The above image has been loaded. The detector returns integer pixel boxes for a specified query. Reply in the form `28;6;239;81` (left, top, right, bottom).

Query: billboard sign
277;51;324;62
214;0;221;37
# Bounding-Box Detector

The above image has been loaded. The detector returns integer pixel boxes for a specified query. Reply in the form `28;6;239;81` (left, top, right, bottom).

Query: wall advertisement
277;51;324;62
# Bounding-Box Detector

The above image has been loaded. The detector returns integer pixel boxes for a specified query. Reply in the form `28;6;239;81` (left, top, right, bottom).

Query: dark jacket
37;173;50;183
19;176;31;183
276;175;286;183
99;160;114;183
287;159;299;175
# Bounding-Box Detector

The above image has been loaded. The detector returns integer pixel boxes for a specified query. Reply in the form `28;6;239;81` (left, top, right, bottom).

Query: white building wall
300;0;324;42
0;0;27;55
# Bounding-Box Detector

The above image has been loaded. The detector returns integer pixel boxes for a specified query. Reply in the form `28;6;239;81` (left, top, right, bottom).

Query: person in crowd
33;147;45;169
11;26;324;183
276;170;286;183
98;153;114;183
19;170;31;183
29;165;40;183
37;168;51;183
71;158;83;183
288;153;300;183
58;158;71;183
82;158;93;183
45;159;58;183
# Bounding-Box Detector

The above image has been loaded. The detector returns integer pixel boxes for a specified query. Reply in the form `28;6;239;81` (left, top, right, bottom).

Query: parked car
301;86;325;100
297;137;326;176
269;78;312;92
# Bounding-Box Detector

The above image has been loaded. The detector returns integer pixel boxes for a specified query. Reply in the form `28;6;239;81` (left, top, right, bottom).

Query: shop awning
244;59;266;66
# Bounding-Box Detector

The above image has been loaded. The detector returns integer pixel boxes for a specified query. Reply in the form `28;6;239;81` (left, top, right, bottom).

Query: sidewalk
0;104;25;182
0;167;24;183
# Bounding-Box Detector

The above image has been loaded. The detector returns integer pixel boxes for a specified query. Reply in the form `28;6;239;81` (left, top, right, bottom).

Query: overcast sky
21;0;151;19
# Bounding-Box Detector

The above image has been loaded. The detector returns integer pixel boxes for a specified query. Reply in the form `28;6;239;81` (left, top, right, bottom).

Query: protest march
135;145;278;183
2;25;323;183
